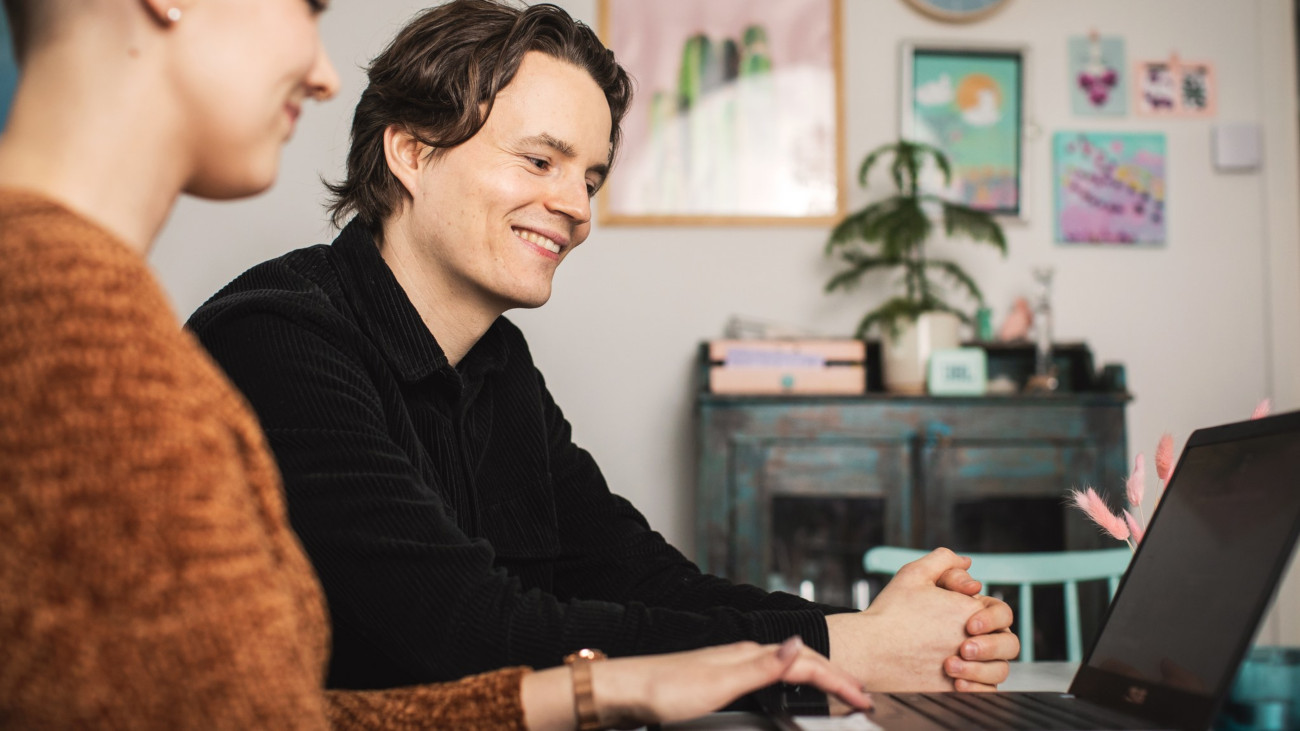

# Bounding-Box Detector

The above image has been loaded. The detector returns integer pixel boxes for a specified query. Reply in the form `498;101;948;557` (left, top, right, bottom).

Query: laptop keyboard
889;692;1153;730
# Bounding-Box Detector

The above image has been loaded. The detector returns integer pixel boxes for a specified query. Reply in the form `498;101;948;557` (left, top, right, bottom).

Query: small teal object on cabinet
928;347;987;396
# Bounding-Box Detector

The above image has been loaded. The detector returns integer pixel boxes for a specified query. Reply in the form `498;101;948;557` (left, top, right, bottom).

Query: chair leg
1064;581;1082;663
1018;583;1034;663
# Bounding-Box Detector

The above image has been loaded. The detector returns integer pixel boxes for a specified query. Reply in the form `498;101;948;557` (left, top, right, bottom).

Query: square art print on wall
1054;131;1166;246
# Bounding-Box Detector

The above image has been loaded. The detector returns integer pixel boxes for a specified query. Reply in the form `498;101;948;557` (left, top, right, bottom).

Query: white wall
151;0;1300;641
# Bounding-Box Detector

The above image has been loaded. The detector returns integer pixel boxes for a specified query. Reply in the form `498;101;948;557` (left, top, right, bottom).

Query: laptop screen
1074;412;1300;725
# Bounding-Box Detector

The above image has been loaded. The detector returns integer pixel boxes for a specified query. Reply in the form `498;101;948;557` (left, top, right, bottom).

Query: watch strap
564;648;606;730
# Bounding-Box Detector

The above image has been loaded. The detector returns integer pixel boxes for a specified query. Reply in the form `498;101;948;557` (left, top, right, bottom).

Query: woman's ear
140;0;196;27
383;125;427;201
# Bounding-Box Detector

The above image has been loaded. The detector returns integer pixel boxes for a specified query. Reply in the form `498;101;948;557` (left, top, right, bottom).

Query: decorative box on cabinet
694;343;1130;655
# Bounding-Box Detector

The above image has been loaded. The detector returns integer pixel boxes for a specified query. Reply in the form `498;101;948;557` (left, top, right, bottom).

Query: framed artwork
900;42;1028;220
1135;55;1217;117
1054;131;1166;246
597;0;844;225
1;8;18;133
1069;34;1127;117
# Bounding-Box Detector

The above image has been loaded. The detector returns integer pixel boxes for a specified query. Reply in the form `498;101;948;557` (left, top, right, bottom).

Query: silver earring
165;7;182;23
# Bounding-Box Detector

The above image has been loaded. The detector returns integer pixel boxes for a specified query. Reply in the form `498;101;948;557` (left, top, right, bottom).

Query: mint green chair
862;546;1132;663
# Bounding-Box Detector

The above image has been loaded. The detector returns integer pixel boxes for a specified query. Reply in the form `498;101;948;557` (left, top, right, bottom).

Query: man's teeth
514;228;561;254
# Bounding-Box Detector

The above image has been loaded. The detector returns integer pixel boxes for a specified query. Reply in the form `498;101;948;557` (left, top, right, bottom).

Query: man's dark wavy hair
325;0;633;232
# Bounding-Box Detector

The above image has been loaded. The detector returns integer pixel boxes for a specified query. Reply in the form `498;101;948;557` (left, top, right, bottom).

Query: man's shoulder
186;244;346;334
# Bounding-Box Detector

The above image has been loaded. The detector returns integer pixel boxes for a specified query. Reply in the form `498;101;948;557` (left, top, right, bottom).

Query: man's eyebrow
520;133;577;158
520;133;610;179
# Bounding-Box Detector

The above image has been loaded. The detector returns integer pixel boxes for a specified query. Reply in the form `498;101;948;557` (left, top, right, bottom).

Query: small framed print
1135;55;1216;117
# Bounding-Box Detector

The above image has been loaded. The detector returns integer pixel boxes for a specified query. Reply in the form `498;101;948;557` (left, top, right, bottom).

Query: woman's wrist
589;657;651;730
520;667;577;731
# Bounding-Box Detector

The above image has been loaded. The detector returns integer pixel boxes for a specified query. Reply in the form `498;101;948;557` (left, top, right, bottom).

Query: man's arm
529;356;1017;690
192;306;832;685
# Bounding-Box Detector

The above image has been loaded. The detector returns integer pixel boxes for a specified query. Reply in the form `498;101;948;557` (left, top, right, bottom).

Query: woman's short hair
325;0;633;231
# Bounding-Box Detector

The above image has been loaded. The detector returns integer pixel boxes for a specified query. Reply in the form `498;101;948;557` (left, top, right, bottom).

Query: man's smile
512;226;564;255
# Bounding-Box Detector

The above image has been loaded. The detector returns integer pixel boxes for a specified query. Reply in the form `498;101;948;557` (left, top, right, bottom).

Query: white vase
882;311;962;394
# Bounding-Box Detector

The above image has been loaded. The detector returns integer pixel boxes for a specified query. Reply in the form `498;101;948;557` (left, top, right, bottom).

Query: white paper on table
791;714;884;731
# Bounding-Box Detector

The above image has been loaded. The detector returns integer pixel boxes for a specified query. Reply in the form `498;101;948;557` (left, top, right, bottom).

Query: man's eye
586;182;598;197
527;157;550;171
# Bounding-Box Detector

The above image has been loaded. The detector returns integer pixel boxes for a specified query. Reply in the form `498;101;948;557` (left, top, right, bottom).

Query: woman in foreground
0;0;870;728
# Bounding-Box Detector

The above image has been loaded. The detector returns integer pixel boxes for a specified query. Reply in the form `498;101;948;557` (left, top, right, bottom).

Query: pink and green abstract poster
1054;132;1166;246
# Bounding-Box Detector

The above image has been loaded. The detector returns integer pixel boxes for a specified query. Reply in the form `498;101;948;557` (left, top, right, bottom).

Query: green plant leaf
926;258;985;306
870;199;930;260
824;254;898;293
914;142;954;186
857;142;895;188
825;197;903;254
936;200;1008;255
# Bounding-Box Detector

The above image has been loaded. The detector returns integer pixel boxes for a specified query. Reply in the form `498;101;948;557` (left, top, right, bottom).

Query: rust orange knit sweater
0;189;528;729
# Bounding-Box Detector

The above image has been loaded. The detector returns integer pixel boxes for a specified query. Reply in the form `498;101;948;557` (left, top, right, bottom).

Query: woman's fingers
767;638;873;710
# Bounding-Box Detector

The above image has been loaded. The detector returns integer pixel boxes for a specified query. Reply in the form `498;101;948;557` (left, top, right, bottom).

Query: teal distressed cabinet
694;371;1130;611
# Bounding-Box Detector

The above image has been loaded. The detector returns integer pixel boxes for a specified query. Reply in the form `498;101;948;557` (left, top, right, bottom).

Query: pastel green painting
909;50;1022;216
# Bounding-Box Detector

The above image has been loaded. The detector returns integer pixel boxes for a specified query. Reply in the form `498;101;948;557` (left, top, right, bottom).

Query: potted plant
824;140;1007;393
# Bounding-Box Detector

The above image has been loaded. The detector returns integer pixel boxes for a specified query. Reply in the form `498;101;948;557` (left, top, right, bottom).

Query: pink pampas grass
1125;454;1145;511
1123;510;1145;545
1154;434;1175;482
1253;399;1271;420
1071;487;1131;545
1069;400;1272;551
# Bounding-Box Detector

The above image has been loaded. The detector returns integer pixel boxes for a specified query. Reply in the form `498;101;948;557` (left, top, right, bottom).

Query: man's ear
140;0;197;27
383;125;427;201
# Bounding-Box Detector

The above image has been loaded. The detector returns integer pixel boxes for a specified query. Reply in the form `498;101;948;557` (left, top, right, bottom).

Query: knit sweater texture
0;189;527;729
187;219;848;692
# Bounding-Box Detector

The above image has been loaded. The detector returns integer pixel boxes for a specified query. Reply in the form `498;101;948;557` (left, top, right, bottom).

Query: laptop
772;409;1300;730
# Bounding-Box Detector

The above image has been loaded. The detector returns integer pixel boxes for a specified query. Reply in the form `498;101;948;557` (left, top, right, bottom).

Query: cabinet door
920;439;1107;552
730;437;912;602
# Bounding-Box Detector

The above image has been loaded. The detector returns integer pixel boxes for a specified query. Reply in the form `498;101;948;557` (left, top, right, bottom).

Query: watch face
904;0;1011;23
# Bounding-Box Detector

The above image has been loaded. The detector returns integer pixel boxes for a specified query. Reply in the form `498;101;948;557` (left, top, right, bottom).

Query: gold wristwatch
563;648;607;730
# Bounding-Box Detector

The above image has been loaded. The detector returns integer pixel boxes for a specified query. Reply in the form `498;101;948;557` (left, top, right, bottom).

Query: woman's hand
521;637;871;730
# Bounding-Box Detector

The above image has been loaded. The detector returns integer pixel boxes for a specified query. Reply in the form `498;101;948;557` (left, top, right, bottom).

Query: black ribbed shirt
187;220;846;690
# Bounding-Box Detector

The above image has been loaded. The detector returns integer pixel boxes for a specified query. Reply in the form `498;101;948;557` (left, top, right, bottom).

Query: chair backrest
862;546;1132;663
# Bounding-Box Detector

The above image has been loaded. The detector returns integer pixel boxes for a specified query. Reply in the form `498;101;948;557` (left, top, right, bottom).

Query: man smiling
189;0;1019;696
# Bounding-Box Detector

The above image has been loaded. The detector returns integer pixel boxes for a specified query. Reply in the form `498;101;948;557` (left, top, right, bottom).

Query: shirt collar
330;219;510;384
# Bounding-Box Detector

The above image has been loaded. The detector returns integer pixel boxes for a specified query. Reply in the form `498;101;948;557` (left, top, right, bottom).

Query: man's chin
500;288;552;313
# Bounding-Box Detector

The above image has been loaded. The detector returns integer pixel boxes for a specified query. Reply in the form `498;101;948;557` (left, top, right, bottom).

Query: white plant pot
882;311;962;394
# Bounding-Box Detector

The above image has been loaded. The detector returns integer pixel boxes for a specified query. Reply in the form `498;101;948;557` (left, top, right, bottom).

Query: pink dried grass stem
1125;453;1146;520
1154;434;1175;481
1070;487;1132;549
1252;399;1272;420
1123;510;1145;545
